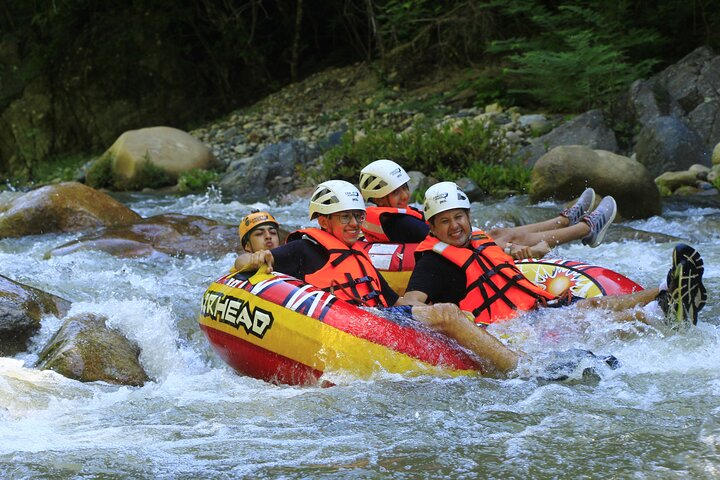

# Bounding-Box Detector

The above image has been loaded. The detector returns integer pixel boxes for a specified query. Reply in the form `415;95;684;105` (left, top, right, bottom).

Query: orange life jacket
361;206;425;243
287;228;388;307
415;229;556;324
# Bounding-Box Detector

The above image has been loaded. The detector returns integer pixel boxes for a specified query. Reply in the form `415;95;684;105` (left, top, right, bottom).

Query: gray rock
516;110;618;167
219;140;321;201
455;177;483;202
687;100;720;151
635;116;710;177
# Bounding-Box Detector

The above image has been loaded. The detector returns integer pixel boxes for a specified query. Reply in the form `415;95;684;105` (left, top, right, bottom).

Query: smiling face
428;208;472;247
243;225;280;252
317;210;365;246
374;183;410;209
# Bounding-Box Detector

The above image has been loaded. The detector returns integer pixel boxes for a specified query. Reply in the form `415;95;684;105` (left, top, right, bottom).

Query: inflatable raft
199;244;642;386
358;243;643;297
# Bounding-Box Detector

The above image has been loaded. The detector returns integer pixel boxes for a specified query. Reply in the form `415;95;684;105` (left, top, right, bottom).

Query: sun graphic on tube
519;263;602;298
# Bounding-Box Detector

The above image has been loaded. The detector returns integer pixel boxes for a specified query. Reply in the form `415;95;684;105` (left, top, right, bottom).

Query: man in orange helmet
239;210;281;253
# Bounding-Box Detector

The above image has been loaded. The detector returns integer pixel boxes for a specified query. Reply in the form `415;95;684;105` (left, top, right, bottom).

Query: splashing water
0;192;718;478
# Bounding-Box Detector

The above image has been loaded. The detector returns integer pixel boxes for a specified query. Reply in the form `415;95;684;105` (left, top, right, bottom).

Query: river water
0;190;718;479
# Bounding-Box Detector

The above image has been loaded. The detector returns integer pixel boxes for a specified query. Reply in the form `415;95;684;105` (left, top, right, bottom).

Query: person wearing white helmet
234;180;397;308
359;159;617;257
402;182;706;329
233;180;527;377
359;159;429;243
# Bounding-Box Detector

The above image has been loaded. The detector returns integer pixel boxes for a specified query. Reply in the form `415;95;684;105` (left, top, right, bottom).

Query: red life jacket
287;228;388;307
361;206;425;243
415;229;556;324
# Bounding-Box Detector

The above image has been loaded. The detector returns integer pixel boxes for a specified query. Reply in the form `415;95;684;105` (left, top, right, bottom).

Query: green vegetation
30;154;89;184
319;119;528;196
489;2;659;111
85;153;172;191
177;169;221;193
2;0;719;185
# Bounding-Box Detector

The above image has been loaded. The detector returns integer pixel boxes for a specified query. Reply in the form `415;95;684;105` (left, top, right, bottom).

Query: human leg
489;188;596;242
575;244;706;327
410;303;520;377
492;194;615;250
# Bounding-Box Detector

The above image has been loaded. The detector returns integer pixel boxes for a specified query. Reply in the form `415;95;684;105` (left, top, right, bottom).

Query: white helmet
359;159;410;201
423;181;470;220
309;180;365;219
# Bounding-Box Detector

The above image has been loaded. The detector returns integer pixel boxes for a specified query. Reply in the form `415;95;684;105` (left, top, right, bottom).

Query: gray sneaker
581;196;617;247
560;188;596;225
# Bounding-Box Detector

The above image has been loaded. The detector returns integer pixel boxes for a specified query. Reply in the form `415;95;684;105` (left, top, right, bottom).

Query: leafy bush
489;2;659;111
318;118;528;196
177;168;220;193
85;153;171;191
27;154;91;184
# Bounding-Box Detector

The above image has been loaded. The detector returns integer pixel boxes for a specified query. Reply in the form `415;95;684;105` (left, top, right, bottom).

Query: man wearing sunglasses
233;179;523;377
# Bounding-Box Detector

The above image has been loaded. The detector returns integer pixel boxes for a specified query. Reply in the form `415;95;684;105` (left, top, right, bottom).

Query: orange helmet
238;210;279;246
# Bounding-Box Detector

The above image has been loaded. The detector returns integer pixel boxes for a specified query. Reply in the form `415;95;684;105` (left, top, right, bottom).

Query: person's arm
233;250;274;273
401;290;429;306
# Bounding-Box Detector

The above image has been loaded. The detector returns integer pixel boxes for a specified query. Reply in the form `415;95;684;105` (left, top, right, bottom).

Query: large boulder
47;213;242;259
515;110;618;167
0;182;140;238
0;275;71;356
101;126;221;187
627;46;720;151
634;116;710;177
219;140;321;201
36;313;149;386
529;145;661;219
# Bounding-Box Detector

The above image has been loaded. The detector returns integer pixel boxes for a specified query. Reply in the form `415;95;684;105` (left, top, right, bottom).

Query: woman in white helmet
359;159;616;259
359;159;429;243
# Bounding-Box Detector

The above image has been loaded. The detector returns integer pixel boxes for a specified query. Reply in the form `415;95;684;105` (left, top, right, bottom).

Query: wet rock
0;274;71;356
530;146;661;219
0;182;141;238
602;224;683;244
47;213;241;259
713;143;720;165
36;313;149;386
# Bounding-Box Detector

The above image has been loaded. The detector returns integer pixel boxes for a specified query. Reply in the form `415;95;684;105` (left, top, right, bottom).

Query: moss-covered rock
36;313;149;386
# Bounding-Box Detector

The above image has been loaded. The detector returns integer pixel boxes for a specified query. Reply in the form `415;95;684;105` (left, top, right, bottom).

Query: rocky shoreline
183;48;720;205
